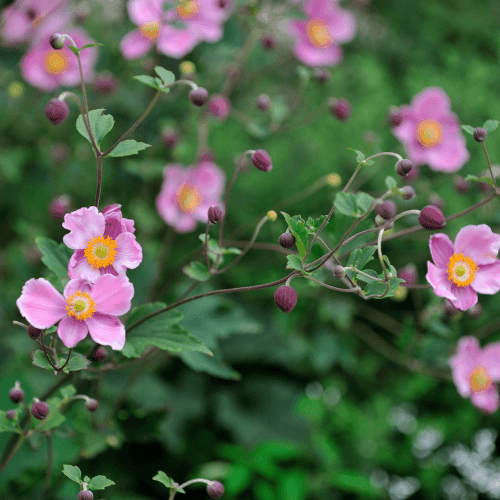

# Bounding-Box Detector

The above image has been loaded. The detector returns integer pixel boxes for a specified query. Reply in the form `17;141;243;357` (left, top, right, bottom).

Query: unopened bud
388;107;403;127
251;149;272;172
419;205;446;230
375;214;394;228
329;98;351;121
403;164;419;182
395;159;413;177
6;410;16;421
50;194;72;219
45;98;69;125
444;299;460;317
92;346;107;361
467;303;483;319
28;325;42;339
274;286;298;313
453;175;471;194
161;127;179;148
400;186;415;201
208;95;231;120
398;264;417;285
207;481;225;499
94;72;117;95
189;87;209;106
473;127;487;142
85;399;99;412
32;401;50;420
256;94;270;111
261;33;276;50
279;233;295;249
49;33;65;50
9;382;24;403
333;265;345;279
313;68;330;83
376;200;397;220
267;210;277;221
208;205;223;224
78;491;94;500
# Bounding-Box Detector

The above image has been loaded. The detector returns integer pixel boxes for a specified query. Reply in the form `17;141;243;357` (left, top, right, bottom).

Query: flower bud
189;87;209;107
428;193;444;211
85;399;99;412
50;194;72;219
208;95;231;120
398;264;417;285
274;286;298;313
376;200;397;220
313;68;330;83
28;325;42;340
329;99;351;121
207;481;225;499
395;159;413;177
279;233;295;249
78;491;94;500
218;0;229;8
49;33;65;50
9;382;24;403
267;210;277;221
444;299;460;317
403;164;419;182
93;72;118;95
261;33;276;50
400;186;415;201
161;127;179;148
333;265;345;279
418;205;446;230
208;205;223;224
388;107;403;127
453;175;471;194
375;214;394;229
251;150;272;172
92;346;107;361
6;410;16;421
467;303;483;319
200;150;215;163
45;98;69;125
256;94;270;111
478;178;493;194
473;127;487;142
32;401;50;420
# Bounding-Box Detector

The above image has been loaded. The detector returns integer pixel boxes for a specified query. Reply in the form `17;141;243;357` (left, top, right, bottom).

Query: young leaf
0;411;20;433
281;212;309;260
80;43;103;49
222;247;242;255
286;254;303;271
106;140;151;157
385;176;397;189
88;475;115;490
334;192;357;217
355;192;375;216
465;174;495;187
154;66;175;86
483;120;499;133
347;148;365;163
183;261;211;281
76;109;114;147
60;385;77;399
62;465;82;483
38;397;66;431
133;75;159;89
153;471;174;489
35;237;72;282
461;124;474;135
356;246;377;270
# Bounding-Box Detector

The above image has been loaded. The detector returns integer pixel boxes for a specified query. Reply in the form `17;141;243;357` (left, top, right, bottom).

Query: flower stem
41;433;53;500
482;142;498;188
94;156;103;208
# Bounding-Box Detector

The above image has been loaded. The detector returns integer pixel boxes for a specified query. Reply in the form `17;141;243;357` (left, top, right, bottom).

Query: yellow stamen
43;50;70;75
84;235;117;269
66;290;96;321
175;183;202;213
447;253;477;287
469;365;492;393
177;0;199;19
140;20;161;41
306;19;333;48
416;119;443;148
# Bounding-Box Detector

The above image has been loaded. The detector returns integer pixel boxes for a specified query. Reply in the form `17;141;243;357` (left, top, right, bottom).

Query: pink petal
57;316;88;348
20;45;60;92
425;134;469;173
412;87;452;119
293;39;343;67
429;233;454;268
189;161;226;201
63;278;92;299
1;7;32;45
426;262;456;302
122;217;136;234
454;224;500;266
156;26;198;58
127;0;163;25
86;313;126;350
91;274;134;316
479;343;500;382
449;336;482;397
187;20;223;43
120;29;153;60
328;9;356;44
62;207;105;249
392;107;418;143
471;261;500;295
470;385;499;414
172;213;198;233
16;278;67;329
68;249;101;283
113;233;143;272
304;0;338;18
449;284;478;312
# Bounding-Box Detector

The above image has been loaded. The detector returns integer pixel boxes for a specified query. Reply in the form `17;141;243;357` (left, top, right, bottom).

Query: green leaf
334;192;357;217
461;124;474;135
223;247;242;255
364;276;404;298
80;43;103;49
153;471;174;489
84;476;91;483
465;174;495;187
483;119;499;132
35;237;72;281
246;121;269;139
88;475;115;490
62;352;91;373
76;109;114;147
183;261;211;281
62;465;82;483
286;254;303;271
281;212;309;260
32;350;56;371
305;215;328;234
354;269;379;283
385;176;397;189
106;140;151;157
66;45;79;56
329;471;378;498
154;66;175;86
347;148;365;163
355;192;375;216
60;385;77;400
133;75;159;89
270;95;289;124
38;397;66;431
357;246;378;270
0;411;20;433
296;65;311;84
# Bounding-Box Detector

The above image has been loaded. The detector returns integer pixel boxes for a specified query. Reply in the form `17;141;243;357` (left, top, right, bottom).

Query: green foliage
483;119;499;132
106;140;151;157
0;411;20;433
62;465;81;483
76;109;114;146
152;471;184;492
183;261;211;281
35;237;72;283
286;254;303;271
281;212;309;259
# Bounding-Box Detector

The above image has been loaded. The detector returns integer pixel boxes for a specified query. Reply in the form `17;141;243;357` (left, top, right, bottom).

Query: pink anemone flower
120;0;233;60
392;87;470;172
450;337;500;414
16;274;134;350
156;159;225;233
288;0;356;67
426;224;500;311
63;205;142;283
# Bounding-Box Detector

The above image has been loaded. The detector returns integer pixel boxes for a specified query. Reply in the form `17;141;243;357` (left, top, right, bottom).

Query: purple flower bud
473;127;488;142
161;127;179;148
85;399;99;412
9;383;24;404
92;346;108;361
207;481;225;499
251;150;272;172
467;303;483;319
78;491;94;500
329;99;351;121
313;68;330;83
32;401;50;420
453;175;471;194
49;33;65;50
375;214;394;229
50;194;72;220
189;87;209;107
208;95;231;120
478;179;493;194
208;205;223;224
395;159;413;177
256;94;270;111
218;0;229;8
333;265;345;279
428;193;445;211
199;150;215;163
279;233;295;249
418;205;446;230
6;410;16;421
400;186;415;201
444;299;460;317
28;325;42;340
94;72;118;95
376;200;397;220
45;98;69;125
388;107;403;127
274;286;298;313
403;164;419;182
398;264;417;285
261;33;276;50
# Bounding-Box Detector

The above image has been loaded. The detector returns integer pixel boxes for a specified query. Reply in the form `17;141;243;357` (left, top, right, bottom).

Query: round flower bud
45;98;69;125
467;303;483;319
313;68;330;83
161;127;179;148
9;383;24;404
333;265;345;279
208;95;231;120
329;99;351;121
261;33;276;50
92;346;108;361
444;299;460;317
93;72;118;95
428;193;444;211
398;264;417;285
208;205;223;224
403;164;419;182
32;401;50;420
189;87;209;107
49;33;65;50
85;399;99;412
478;178;493;194
473;127;488;142
28;325;42;340
418;205;446;230
279;233;295;249
388;107;403;127
395;159;413;177
256;94;270;111
200;150;215;163
400;186;415;201
50;194;72;219
376;200;397;220
375;215;394;229
251;150;272;172
274;286;298;313
266;210;277;221
6;410;16;421
78;491;94;500
207;481;225;499
453;175;471;194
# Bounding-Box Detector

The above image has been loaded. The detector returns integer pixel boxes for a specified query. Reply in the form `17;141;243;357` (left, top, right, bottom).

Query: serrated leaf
183;261;211;281
153;471;174;489
462;124;474;135
286;254;303;271
106;140;151;157
154;66;175;86
281;212;309;260
465;174;495;187
364;276;404;298
133;75;159;89
76;109;114;147
62;351;90;373
334;192;357;217
88;475;115;490
38;397;66;431
32;350;56;371
35;237;72;281
385;176;397;189
357;246;377;270
355;269;379;283
62;465;82;483
60;385;77;399
355;192;375;215
0;411;20;433
483;120;499;132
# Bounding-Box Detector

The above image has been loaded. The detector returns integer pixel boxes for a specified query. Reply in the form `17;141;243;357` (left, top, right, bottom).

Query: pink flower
156;160;226;233
288;0;356;67
63;205;142;283
450;337;500;413
20;28;97;92
208;94;231;120
120;0;232;60
426;224;500;311
392;87;470;173
16;274;134;350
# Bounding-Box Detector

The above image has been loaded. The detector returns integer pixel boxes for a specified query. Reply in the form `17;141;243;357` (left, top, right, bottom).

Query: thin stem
204;222;211;271
94;157;103;208
482;142;497;188
58;91;85;116
400;283;432;289
344;267;386;282
377;228;388;281
41;433;53;500
304;204;335;261
304;275;361;293
40;334;59;371
342;162;363;193
179;478;214;489
58;348;73;372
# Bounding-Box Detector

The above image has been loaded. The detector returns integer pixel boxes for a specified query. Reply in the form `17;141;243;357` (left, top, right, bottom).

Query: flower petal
119;29;153;60
449;284;478;312
113;233;143;273
68;249;101;283
470;385;499;414
57;316;88;348
156;26;198;59
327;9;356;44
425;134;469;173
412;87;451;119
63;278;92;299
127;0;163;25
426;261;456;301
293;38;343;67
62;207;105;249
471;261;500;295
86;313;126;350
454;224;500;266
91;275;134;316
479;343;500;382
429;233;454;268
449;336;482;398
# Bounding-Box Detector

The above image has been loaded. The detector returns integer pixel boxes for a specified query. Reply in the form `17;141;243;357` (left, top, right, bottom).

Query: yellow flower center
43;50;71;75
447;253;477;287
84;235;117;269
177;0;199;19
469;365;492;393
416;119;443;148
66;290;96;321
32;11;46;28
175;183;202;213
140;20;161;41
306;20;333;48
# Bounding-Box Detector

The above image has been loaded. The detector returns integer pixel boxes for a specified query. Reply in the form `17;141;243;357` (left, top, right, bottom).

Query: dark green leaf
329;471;378;498
281;212;309;260
66;45;79;56
88;475;115;490
62;465;82;483
106;140;151;157
286;254;303;271
357;246;378;270
62;352;90;373
32;350;56;371
35;237;72;281
334;192;357;217
183;261;211;281
76;109;114;147
355;192;375;215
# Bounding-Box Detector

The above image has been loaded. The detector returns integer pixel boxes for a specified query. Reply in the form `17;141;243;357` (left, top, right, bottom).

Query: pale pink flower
16;274;134;350
120;0;232;60
288;0;356;67
392;87;470;172
63;205;142;283
156;160;225;233
450;337;500;414
20;28;97;92
426;224;500;311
